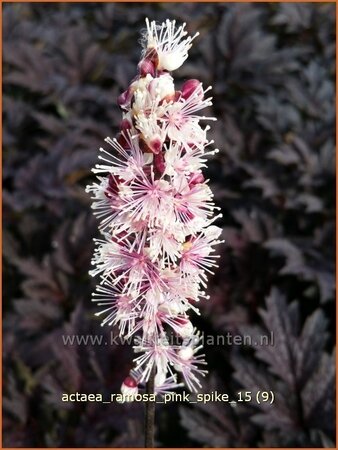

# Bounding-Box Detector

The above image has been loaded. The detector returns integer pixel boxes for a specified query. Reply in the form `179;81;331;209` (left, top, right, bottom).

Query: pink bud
121;376;138;400
117;88;132;109
188;172;205;186
149;137;162;155
122;376;137;388
181;79;203;100
138;58;155;77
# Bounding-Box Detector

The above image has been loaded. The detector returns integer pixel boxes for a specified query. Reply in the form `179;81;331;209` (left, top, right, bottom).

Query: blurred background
3;2;336;448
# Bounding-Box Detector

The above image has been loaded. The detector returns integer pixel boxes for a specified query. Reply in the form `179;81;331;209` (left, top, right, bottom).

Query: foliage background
3;2;336;448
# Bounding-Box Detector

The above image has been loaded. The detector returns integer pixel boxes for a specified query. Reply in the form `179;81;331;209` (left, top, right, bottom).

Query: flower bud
138;58;155;77
205;225;223;241
181;79;203;100
117;88;132;109
149;137;163;155
120;376;138;401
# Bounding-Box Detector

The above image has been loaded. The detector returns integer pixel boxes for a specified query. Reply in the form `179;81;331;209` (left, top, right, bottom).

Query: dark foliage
3;3;335;448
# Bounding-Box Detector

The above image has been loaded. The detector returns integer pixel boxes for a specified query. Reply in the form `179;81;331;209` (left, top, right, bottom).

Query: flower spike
87;18;223;397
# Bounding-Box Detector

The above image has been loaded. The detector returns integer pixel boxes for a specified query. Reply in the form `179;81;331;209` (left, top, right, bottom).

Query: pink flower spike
87;18;222;395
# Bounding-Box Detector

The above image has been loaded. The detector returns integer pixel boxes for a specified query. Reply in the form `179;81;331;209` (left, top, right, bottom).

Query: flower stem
145;365;156;448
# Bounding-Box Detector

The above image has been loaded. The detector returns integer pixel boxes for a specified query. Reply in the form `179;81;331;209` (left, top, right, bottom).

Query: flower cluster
86;18;223;397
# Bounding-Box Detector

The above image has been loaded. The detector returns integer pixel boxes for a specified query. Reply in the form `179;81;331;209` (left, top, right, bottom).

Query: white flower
178;346;194;361
132;87;164;117
148;73;175;100
144;18;199;71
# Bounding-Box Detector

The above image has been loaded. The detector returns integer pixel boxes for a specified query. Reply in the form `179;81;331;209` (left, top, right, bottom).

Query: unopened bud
181;79;203;100
120;376;138;401
138;58;155;77
150;138;162;155
117;88;132;109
